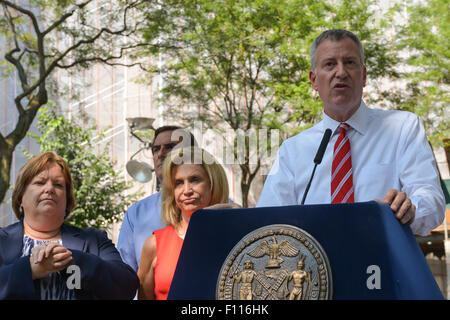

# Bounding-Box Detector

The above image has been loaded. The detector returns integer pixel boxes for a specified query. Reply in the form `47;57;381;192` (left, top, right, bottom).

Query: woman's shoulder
0;221;22;237
143;225;175;253
61;223;100;234
153;225;174;237
61;224;110;243
142;233;157;256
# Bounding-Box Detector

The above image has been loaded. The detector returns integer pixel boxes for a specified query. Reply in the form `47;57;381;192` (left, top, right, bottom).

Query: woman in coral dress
137;147;230;300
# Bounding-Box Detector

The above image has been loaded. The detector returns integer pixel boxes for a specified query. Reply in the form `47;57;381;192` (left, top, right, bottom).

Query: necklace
175;227;186;239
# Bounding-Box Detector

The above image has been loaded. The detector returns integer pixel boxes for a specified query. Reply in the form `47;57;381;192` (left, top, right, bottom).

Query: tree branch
2;3;28;109
0;0;41;35
41;0;93;37
1;0;49;110
55;42;174;71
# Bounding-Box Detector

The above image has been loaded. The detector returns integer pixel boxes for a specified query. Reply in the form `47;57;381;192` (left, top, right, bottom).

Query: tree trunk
239;159;260;208
0;96;43;204
0;142;14;204
241;179;250;208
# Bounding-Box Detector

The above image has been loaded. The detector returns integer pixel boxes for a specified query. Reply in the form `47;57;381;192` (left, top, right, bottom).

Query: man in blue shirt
117;126;196;272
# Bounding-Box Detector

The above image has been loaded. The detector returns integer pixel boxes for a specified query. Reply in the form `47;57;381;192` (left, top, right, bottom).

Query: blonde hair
161;147;229;226
12;151;76;220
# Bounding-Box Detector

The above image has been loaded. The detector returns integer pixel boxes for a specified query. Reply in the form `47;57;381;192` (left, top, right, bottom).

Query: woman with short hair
0;151;139;300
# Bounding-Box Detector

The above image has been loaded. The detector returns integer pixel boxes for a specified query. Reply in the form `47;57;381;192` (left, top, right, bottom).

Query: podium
168;201;443;300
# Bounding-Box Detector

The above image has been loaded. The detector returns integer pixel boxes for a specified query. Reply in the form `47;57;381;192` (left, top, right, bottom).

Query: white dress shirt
257;101;445;236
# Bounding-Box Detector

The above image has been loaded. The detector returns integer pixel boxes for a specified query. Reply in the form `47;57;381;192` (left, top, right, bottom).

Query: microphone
301;128;332;205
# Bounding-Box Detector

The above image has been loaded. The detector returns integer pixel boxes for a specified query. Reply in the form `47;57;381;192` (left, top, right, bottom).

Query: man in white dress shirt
257;29;445;236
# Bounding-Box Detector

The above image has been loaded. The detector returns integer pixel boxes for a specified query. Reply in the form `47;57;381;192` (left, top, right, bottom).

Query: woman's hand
29;243;73;280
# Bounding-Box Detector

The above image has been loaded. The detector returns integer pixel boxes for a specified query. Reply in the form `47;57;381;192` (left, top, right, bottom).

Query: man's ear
363;65;367;87
309;70;318;91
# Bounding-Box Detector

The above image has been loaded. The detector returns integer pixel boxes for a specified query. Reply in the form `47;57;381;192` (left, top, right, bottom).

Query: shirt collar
320;101;369;136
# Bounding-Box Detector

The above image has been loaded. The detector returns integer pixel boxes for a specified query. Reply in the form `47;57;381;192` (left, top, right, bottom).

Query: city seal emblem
216;224;332;300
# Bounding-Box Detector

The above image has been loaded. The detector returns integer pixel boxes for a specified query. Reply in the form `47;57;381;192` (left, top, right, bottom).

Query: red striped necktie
331;123;355;203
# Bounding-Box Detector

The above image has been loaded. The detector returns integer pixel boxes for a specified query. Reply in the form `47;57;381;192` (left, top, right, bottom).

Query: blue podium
168;201;443;300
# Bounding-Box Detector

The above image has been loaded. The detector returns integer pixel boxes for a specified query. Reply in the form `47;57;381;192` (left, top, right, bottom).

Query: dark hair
152;125;197;148
310;29;364;70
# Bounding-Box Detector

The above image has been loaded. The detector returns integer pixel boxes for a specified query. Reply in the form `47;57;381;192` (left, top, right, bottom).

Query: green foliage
142;0;398;135
387;0;449;149
25;105;142;230
0;0;152;205
143;0;328;136
140;0;400;206
330;0;400;80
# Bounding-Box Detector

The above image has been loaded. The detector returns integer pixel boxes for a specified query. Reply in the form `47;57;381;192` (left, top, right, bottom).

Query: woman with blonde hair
138;147;229;300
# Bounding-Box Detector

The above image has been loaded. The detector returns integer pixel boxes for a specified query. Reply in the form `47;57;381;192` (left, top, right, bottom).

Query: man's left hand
375;189;415;224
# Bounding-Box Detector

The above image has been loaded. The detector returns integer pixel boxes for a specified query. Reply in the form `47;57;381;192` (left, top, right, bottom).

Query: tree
24;105;142;230
0;0;163;204
141;0;398;207
388;0;449;166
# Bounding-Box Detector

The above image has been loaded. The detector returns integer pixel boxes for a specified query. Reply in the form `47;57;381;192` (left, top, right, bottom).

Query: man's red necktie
331;123;354;203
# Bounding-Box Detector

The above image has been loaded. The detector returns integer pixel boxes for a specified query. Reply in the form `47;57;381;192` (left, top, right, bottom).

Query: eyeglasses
151;142;178;155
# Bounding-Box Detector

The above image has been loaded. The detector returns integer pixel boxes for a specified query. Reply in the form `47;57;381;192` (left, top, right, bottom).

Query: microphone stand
301;128;332;205
301;164;318;205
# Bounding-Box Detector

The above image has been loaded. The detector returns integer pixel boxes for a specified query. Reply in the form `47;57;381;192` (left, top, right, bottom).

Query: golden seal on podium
216;224;332;300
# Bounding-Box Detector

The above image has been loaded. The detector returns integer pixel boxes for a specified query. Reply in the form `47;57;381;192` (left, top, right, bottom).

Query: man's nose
158;145;172;158
154;148;166;161
335;62;348;78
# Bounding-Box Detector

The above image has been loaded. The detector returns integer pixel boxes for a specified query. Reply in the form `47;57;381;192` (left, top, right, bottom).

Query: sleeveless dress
153;225;184;300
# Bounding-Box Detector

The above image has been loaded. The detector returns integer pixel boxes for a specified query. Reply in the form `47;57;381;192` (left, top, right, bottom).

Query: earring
20;206;24;214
